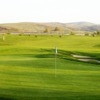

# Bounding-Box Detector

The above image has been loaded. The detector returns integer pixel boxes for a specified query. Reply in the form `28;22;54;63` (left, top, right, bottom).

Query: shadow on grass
34;49;100;65
0;49;99;67
0;96;16;100
0;90;100;100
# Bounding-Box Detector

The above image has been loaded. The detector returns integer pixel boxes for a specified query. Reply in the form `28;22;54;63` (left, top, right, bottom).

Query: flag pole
55;47;57;78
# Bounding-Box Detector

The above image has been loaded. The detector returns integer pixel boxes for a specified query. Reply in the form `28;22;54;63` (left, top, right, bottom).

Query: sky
0;0;100;24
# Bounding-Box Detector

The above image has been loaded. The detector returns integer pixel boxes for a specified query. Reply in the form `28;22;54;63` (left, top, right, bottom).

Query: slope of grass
0;35;100;100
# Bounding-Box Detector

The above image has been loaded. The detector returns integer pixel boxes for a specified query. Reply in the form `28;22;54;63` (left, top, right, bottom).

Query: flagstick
55;51;56;78
55;47;57;78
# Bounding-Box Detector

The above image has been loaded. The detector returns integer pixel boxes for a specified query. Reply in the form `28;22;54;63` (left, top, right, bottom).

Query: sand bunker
71;54;100;64
72;54;90;58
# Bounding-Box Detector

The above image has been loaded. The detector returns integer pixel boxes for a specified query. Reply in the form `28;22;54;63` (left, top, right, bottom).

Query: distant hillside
0;22;100;33
66;22;94;26
0;26;19;33
0;22;46;33
65;22;100;31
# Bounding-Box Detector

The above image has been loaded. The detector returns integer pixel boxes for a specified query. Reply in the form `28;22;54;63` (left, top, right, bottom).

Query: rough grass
0;35;100;100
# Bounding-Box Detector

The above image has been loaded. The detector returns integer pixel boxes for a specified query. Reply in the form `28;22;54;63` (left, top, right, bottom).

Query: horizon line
0;21;99;24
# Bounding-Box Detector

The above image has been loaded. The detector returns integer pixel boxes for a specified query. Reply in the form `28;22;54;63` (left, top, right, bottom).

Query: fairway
0;35;100;100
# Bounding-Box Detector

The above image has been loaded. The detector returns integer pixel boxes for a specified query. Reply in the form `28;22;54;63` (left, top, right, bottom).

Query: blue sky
0;0;100;24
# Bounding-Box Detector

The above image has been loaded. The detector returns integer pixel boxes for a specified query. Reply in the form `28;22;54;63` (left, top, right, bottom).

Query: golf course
0;34;100;100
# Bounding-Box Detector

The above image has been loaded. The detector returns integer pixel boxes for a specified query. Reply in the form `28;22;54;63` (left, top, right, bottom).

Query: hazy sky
0;0;100;24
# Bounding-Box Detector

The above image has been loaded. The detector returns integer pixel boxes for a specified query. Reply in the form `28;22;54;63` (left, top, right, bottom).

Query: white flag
55;47;58;54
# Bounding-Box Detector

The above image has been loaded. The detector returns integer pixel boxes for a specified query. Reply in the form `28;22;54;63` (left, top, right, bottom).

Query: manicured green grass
0;35;100;100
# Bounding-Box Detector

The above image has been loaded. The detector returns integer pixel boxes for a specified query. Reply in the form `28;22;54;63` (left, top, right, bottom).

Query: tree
85;33;89;36
6;32;11;35
19;33;24;36
91;32;96;37
70;32;75;35
96;31;100;36
44;27;50;33
54;27;61;31
54;27;64;36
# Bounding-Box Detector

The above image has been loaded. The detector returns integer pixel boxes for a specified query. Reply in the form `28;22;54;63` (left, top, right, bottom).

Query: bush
19;33;24;36
96;31;100;36
35;35;37;38
70;32;75;35
59;35;62;38
85;33;89;36
6;32;11;35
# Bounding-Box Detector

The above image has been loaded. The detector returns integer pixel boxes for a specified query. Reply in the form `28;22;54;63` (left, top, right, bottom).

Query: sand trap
71;54;91;58
71;54;100;64
78;58;92;62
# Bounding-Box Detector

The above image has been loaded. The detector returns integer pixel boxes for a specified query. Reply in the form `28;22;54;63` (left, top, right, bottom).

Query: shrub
70;32;75;35
19;33;24;36
85;33;89;36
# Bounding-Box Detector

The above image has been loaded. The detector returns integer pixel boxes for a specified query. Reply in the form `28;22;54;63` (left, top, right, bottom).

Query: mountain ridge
0;21;100;33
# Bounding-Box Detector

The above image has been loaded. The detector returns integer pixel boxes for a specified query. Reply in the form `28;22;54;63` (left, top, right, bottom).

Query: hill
66;22;100;31
0;22;100;33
